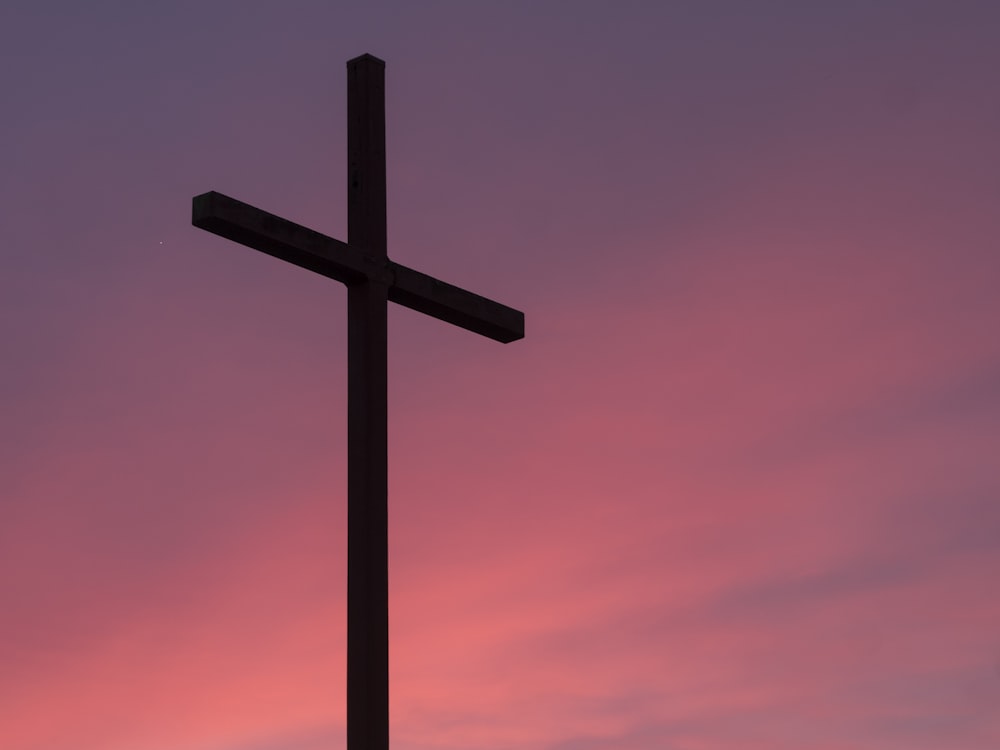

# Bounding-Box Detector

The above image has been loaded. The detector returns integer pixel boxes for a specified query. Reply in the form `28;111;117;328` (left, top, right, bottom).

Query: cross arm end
389;262;524;343
192;191;381;285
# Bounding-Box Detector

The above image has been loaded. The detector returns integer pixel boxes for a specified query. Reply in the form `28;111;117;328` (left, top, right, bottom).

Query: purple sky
2;3;999;749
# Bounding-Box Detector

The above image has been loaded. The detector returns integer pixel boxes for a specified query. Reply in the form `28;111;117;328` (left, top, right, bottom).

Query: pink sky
2;3;998;749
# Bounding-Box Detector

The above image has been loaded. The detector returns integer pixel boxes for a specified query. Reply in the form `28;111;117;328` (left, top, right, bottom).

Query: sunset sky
2;2;999;749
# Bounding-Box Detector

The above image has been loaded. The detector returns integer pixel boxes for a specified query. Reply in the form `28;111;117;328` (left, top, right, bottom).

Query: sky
1;2;999;749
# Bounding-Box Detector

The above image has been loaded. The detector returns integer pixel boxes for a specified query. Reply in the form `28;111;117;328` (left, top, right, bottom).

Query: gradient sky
2;2;999;749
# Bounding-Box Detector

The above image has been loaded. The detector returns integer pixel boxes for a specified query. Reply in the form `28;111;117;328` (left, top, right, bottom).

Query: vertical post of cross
345;53;389;750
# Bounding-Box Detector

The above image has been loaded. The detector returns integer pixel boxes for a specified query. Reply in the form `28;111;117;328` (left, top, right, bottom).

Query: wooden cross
191;54;524;750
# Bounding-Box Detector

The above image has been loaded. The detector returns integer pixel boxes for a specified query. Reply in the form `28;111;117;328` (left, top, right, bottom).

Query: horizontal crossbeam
193;191;524;343
193;191;386;285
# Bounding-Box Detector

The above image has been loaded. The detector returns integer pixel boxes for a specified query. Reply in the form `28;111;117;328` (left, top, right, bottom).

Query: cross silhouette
191;53;523;750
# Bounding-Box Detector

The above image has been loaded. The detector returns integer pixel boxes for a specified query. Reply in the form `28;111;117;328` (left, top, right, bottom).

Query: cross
190;54;523;750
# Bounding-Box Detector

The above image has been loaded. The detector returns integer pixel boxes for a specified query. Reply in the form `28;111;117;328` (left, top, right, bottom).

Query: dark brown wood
191;53;523;750
192;191;381;285
348;54;387;258
346;53;389;750
389;263;523;343
193;190;524;342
